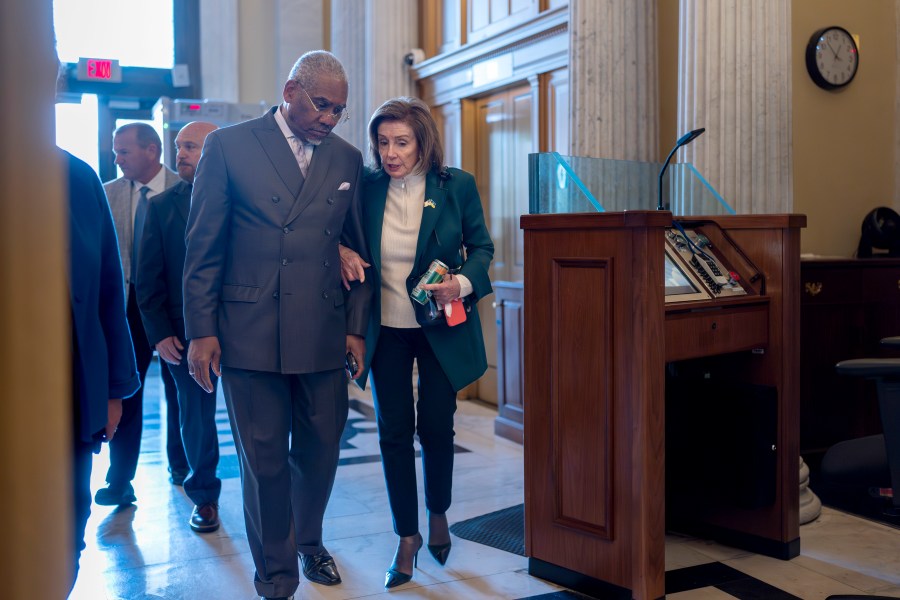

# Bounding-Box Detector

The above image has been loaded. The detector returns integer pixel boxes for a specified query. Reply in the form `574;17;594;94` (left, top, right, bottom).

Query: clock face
806;27;859;90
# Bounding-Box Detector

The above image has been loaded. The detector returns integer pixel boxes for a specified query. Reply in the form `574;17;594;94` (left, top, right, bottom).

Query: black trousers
105;288;186;486
370;326;457;537
72;432;96;591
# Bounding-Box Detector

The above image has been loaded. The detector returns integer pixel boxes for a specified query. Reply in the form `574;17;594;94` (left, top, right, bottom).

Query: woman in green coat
340;97;493;589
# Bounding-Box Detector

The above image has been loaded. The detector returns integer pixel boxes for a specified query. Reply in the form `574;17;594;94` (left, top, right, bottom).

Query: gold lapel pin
424;199;436;208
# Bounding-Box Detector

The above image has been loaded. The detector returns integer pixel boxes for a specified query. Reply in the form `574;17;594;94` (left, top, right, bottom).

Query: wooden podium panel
521;212;805;600
522;212;669;600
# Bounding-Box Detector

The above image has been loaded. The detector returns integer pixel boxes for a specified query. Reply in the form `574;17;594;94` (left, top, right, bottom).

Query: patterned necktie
132;185;151;281
293;138;310;178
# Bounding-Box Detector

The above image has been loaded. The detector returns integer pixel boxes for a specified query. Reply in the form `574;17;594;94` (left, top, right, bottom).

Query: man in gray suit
97;123;188;506
184;51;371;600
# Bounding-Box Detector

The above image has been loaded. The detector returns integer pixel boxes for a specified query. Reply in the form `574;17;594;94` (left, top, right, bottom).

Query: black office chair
820;337;900;518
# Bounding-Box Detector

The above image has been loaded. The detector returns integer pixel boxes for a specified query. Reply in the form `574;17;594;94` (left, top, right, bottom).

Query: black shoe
300;550;341;586
168;466;189;486
428;511;452;565
261;597;293;600
385;533;423;589
428;541;451;565
94;483;136;506
190;502;220;533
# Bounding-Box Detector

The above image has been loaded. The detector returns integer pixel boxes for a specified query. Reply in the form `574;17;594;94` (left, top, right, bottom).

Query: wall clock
805;26;859;90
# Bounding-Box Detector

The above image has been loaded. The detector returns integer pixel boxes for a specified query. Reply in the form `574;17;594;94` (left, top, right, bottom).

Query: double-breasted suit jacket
105;166;180;293
361;167;494;391
183;107;371;373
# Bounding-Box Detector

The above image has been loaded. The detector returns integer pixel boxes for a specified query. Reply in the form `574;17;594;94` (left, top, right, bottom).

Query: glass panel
54;0;174;68
56;93;99;173
528;152;736;216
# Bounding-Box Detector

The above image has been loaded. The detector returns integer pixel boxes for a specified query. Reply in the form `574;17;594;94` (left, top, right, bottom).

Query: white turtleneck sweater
381;173;427;328
379;171;475;328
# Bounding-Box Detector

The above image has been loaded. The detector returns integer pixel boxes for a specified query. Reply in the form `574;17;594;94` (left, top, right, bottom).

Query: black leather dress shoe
300;550;341;586
94;483;136;506
190;502;220;533
261;596;293;600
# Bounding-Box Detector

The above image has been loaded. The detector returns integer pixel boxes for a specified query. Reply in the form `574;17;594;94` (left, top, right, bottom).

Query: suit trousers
221;366;348;598
72;431;96;590
105;289;151;486
370;326;458;537
165;334;221;506
106;289;186;486
162;361;188;474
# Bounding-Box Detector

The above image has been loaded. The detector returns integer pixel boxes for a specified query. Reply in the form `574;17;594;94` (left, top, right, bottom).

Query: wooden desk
800;258;900;455
521;212;804;600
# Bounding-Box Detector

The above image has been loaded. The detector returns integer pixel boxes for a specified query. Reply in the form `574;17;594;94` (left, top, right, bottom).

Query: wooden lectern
521;211;805;600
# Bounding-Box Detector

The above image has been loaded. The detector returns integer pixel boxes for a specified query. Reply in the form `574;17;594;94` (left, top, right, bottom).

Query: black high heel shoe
384;533;423;589
427;541;451;566
427;512;452;566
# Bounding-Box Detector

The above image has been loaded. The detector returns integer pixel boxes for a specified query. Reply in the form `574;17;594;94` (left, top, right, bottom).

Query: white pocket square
338;182;351;191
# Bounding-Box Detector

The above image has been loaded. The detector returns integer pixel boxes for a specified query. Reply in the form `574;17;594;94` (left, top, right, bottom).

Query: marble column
276;0;325;89
331;0;418;153
200;0;239;102
569;0;659;162
678;0;793;214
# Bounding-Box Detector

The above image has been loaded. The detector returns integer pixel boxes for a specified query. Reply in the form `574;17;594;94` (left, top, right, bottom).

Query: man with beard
136;121;222;533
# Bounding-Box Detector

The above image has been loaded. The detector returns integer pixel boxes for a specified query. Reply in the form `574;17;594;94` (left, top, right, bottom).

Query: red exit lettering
87;59;112;80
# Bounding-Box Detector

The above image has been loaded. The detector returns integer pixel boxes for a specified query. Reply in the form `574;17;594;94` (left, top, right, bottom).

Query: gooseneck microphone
657;127;705;211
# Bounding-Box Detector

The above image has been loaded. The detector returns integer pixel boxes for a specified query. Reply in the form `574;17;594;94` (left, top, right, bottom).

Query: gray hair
288;51;347;89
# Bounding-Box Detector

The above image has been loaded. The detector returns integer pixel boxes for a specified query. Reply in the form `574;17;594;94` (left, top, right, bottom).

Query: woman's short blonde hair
367;96;444;173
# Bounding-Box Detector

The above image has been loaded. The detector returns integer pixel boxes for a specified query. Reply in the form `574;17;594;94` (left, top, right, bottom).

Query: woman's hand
339;244;371;290
421;273;461;306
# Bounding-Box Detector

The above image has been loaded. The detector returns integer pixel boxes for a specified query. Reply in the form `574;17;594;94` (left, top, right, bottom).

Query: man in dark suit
96;123;188;507
136;121;222;533
183;51;371;600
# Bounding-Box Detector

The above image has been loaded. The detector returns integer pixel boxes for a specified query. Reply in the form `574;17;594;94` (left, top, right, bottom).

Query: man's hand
422;273;462;306
187;336;222;393
339;244;370;291
346;334;366;380
105;398;123;442
155;336;184;365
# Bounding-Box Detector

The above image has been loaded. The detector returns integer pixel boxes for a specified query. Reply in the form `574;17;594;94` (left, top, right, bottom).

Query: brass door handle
804;282;823;296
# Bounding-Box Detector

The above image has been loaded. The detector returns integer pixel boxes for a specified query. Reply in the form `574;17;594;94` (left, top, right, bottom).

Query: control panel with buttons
664;225;752;303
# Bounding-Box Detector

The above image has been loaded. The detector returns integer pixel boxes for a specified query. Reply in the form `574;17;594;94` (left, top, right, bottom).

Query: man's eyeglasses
300;86;350;124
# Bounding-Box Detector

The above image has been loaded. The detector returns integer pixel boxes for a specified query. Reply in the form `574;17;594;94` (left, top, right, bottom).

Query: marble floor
69;359;900;600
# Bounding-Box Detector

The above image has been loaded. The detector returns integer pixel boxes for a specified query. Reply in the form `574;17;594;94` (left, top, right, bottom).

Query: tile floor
69;359;900;600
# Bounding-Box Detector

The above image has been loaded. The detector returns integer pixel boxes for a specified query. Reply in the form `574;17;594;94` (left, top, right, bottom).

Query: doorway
470;84;533;405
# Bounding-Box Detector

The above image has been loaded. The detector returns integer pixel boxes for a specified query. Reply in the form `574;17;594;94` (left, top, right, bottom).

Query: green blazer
359;167;494;391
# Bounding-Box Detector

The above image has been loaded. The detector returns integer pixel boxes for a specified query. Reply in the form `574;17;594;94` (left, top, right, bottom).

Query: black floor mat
450;504;525;556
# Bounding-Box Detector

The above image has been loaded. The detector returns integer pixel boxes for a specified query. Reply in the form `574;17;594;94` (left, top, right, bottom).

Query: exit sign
76;58;122;83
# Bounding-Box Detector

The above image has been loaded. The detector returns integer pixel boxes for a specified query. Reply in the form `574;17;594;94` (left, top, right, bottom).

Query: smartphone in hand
446;298;467;327
345;352;359;378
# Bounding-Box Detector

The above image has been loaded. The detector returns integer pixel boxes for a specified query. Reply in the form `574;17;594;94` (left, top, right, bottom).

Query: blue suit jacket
65;149;140;443
135;179;192;346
